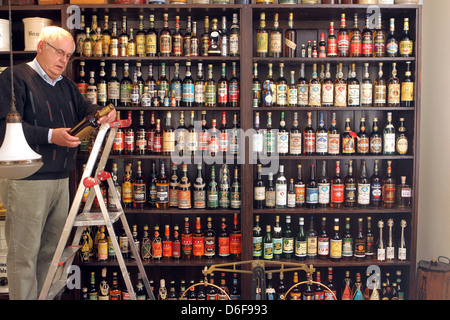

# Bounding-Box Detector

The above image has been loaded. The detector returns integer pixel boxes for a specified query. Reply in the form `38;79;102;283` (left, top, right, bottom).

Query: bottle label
387;246;395;260
338;34;350;54
263;242;273;260
377;248;386;261
205;236;216;257
218;236;230;257
357;183;370;205
318;183;330;205
304;132;316;153
156;184;169;204
334;84;347;107
253;236;263;257
283;237;294;254
342;136;355;154
328;133;340;155
330;239;342;259
273;236;283;255
327;38;337;56
256;33;268;55
181;235;193;257
318;237;329;256
276;184;287;206
322;83;334;105
361;83;373;105
362;35;373;55
345;183;356;204
342;238;353;257
309;84;321;106
398;247;407;260
193;189;206;209
297;84;308;106
331;184;344;203
253;133;264;153
163;132;175;153
401;82;414;102
307;237;317;257
277;132;289;153
178;189;191;209
193;236;205;257
397;137;408;154
316;132;328;154
133;182;146;204
113;131;124;152
357;136;370;154
370;136;382;154
348;84;360;106
306;187;318;204
388;84;401;104
384;133;396;153
265;190;275;208
269;33;282;55
290;132;302;155
386;41;399;55
122;181;133;204
182;83;195;103
295;183;305;205
350;34;362;55
354;240;366;258
399;40;413;55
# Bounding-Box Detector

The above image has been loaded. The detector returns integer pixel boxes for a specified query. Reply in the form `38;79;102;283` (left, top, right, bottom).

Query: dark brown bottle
68;104;115;140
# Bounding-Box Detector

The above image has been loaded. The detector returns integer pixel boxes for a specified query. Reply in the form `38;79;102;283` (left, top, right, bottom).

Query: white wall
417;0;450;263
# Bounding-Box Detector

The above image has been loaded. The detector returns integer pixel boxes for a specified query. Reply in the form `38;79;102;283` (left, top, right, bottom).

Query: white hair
38;26;76;53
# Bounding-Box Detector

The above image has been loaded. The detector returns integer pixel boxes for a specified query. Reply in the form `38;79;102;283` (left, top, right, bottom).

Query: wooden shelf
254;206;411;215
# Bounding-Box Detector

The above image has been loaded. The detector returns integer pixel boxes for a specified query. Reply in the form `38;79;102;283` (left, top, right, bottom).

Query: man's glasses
45;42;73;61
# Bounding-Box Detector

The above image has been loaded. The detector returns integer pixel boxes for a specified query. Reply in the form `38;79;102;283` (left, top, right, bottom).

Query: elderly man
0;26;115;300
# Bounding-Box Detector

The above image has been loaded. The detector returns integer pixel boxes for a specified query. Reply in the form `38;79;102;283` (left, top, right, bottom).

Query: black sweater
0;63;98;180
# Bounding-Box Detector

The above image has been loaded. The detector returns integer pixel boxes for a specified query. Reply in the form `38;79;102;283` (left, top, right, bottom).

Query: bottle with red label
181;217;193;260
327;22;338;57
193;217;205;259
152;225;162;261
77;61;88;96
162;225;173;259
172;224;181;260
230;213;241;260
204;217;216;259
218;217;230;259
303;112;316;155
112;111;124;155
337;14;350;57
331;161;344;209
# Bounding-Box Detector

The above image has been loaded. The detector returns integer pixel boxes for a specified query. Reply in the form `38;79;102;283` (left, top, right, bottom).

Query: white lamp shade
0;121;43;179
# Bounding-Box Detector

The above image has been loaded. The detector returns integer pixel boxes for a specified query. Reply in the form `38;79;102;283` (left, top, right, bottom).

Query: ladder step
46;279;67;300
59;246;81;266
74;210;122;227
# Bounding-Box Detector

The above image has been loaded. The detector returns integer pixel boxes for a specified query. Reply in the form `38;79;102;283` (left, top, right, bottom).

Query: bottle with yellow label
401;61;414;107
399;18;414;57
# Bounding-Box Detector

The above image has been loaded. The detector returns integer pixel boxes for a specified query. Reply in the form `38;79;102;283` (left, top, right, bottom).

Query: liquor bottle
370;118;382;155
205;216;216;259
273;216;283;260
171;16;183;57
363;216;374;260
193;164;206;209
163;112;175;155
334;63;347;107
347;64;360;107
284;12;296;57
386;18;399;57
97;61;107;107
265;273;276;300
119;63;131;107
183;16;192;57
288;112;301;156
253;112;264;155
354;218;366;261
357;160;371;208
134;15;146;57
275;64;287;107
153;118;163;155
86;71;97;105
218;217;230;259
108;163;121;209
218;273;229;300
275;165;287;209
330;218;342;262
263;225;273;260
318;160;330;208
121;163;133;208
230;168;241;210
398;220;407;261
269;13;282;58
141;225;151;261
303;112;315;155
208;165;219;209
281;215;294;259
218;164;230;209
229;62;240;107
98;268;109;300
127;28;136;57
341;271;352;300
327;22;338;57
152;225;162;261
295;217;307;261
373;13;386;57
118;16;128;58
181;217;193;260
324;268;337;300
376;220;386;262
82;27;93;57
194;63;206;108
303;273;314;300
386;219;395;261
228;13;240;57
192;217;205;260
383;113;396;156
156;161;169;210
253;215;263;259
374;62;387;108
108;21;119;57
397;176;412;209
316;113;328;156
297;63;308;107
342;118;355;156
124;123;134;156
361;63;373;107
178;164;191;210
187;111;198;156
159;13;171;57
362;14;373;57
290;272;302;300
199;111;210;153
252;63;261;108
209;119;219;157
342;217;353;261
277;272;287;300
208;18;221;56
352;273;365;300
133;161;146;209
318;33;327;58
157;279;167;301
162;225;173;260
306;164;318;209
97;228;108;261
306;216;317;259
145;15;157;57
217;63;228;108
337;14;350;57
321;63;334;107
109;272;121;300
318;217;329;260
182;62;195;107
205;64;216;107
254;164;266;209
388;63;401;107
344;160;357;208
350;13;362;57
263;63;276;107
295;164;305;208
401;61;415;107
172;224;181;260
76;61;88;97
287;179;296;209
75;15;87;56
157;63;169;105
256;13;268;57
174;111;187;157
327;113;340;156
309;64;321;107
357;118;369;155
368;161;382;208
278;112;289;155
145;64;157;104
399;18;414;57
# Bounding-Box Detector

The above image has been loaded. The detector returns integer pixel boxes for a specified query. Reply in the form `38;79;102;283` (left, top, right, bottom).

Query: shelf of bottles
247;4;419;301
